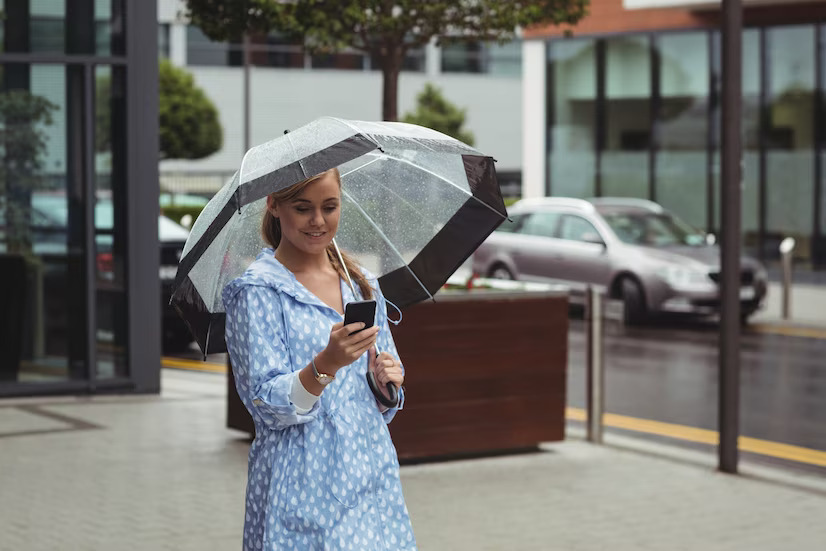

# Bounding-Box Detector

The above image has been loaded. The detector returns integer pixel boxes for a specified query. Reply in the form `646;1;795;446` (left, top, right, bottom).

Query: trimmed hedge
161;205;205;227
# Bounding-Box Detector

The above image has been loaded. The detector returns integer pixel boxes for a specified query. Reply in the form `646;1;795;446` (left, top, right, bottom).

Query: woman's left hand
368;347;403;400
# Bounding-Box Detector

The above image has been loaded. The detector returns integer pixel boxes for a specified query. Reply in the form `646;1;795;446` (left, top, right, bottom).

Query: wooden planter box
227;290;569;461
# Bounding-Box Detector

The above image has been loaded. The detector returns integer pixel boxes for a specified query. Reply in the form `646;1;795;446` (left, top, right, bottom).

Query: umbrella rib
339;156;382;178
388;155;506;220
284;132;308;179
340;158;435;226
340;188;435;302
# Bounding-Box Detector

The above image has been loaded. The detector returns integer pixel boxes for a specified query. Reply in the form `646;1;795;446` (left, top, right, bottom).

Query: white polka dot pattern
223;249;416;550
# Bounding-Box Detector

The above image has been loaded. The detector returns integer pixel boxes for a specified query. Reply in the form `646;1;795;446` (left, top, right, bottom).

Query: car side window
520;212;560;238
495;213;525;233
559;215;602;243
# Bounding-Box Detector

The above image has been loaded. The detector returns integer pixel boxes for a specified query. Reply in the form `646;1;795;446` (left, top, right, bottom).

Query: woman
222;167;417;550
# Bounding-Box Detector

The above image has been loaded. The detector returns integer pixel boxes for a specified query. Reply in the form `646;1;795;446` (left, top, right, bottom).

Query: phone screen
343;300;377;334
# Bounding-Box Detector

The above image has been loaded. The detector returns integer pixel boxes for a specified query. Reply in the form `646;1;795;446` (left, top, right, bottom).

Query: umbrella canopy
172;117;507;355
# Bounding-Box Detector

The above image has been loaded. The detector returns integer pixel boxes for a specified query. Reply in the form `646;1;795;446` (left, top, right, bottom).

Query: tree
158;59;223;160
0;90;57;254
185;0;589;121
95;61;223;160
402;83;475;146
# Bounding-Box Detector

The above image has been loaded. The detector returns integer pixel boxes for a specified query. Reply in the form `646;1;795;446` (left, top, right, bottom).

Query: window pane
487;41;521;77
740;29;761;257
96;0;126;56
442;42;485;73
94;65;128;379
187;25;242;67
766;25;815;263
249;33;304;69
0;63;75;383
158;23;170;59
603;36;650;198
495;214;524;233
549;38;597;198
655;32;709;229
311;52;364;70
521;212;560;238
559;215;599;241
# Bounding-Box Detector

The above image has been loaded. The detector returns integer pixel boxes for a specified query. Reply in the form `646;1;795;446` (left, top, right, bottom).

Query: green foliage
185;0;589;120
95;74;112;153
187;0;588;49
95;61;223;160
0;90;57;254
0;91;56;174
158;59;223;160
402;84;474;146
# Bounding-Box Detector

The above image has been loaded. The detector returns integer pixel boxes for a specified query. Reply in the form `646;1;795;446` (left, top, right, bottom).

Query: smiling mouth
304;231;325;237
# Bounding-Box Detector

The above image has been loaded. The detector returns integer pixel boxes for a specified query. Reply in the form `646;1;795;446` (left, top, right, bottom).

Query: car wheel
620;277;647;325
488;264;515;280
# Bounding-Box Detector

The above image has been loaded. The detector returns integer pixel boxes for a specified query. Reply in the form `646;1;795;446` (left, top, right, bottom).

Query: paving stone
1;370;824;550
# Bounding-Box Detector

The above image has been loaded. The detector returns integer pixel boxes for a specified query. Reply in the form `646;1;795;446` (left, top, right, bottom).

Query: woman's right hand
316;322;379;374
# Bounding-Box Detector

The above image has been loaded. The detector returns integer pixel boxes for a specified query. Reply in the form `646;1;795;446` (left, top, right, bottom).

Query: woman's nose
310;209;324;225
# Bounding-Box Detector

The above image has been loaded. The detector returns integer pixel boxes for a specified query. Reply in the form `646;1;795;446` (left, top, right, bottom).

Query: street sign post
719;0;743;475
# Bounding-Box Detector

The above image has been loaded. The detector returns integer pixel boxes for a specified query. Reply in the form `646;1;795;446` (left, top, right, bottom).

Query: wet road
567;316;826;473
167;315;826;474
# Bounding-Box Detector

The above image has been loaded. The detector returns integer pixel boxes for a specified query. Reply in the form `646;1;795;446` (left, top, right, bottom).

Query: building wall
158;68;523;175
524;0;826;37
157;0;524;188
527;11;826;267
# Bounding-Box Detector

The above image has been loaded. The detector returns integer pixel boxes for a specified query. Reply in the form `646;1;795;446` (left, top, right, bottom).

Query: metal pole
780;237;795;319
586;286;605;444
719;0;743;474
243;34;251;153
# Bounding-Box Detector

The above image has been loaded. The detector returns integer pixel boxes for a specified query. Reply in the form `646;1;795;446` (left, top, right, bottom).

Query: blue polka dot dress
222;249;417;550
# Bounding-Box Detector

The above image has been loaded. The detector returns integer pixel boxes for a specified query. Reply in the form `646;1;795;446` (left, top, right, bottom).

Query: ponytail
326;246;373;300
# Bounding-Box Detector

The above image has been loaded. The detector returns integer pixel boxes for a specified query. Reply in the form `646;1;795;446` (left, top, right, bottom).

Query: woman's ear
266;196;279;218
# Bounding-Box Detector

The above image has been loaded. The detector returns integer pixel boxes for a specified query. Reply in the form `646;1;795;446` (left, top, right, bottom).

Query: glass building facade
0;0;160;396
547;24;826;268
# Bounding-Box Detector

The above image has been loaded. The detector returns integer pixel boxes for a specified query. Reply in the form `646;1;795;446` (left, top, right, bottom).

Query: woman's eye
324;206;338;213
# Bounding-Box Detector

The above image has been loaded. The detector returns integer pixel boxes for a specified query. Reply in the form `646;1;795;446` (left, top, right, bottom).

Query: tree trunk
381;51;403;122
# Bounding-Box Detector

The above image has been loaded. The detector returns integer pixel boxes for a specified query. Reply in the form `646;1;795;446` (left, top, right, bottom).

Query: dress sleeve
374;283;405;424
224;285;321;430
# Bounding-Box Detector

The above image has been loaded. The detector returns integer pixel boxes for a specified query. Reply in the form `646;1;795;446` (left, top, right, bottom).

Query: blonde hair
261;168;373;300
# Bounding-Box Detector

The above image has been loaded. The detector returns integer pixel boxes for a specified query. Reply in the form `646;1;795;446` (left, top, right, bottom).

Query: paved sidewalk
1;369;825;551
752;281;826;328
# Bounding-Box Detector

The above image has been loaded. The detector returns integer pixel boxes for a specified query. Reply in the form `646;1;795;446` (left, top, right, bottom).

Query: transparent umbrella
171;117;507;358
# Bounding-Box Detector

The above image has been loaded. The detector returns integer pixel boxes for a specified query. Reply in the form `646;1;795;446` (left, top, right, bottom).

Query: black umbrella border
171;134;507;356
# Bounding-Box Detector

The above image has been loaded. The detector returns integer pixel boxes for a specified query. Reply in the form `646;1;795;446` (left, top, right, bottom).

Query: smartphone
343;300;377;335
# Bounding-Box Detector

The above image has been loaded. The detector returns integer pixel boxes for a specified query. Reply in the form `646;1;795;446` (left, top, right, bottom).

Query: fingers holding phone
322;321;379;372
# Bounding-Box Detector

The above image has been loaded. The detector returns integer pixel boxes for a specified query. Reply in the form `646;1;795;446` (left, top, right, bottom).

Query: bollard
779;237;795;320
585;286;605;444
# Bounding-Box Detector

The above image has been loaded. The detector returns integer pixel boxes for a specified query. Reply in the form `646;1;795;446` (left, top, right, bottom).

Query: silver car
472;197;768;323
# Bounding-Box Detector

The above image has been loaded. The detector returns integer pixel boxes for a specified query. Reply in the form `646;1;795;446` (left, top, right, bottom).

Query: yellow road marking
162;356;226;374
160;360;826;468
749;324;826;340
566;407;826;468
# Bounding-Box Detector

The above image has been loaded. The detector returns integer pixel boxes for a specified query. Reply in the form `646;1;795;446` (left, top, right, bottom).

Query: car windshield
600;210;706;247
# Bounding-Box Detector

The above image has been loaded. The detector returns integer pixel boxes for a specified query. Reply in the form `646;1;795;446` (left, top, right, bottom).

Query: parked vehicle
473;197;768;323
1;191;194;351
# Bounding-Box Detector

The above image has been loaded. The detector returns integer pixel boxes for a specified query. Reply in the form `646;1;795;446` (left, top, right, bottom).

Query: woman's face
270;171;341;256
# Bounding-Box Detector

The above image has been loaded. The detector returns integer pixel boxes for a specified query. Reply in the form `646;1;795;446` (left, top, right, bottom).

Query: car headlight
655;265;715;291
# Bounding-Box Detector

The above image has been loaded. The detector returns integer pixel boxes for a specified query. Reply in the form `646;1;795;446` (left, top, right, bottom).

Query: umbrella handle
366;371;399;409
